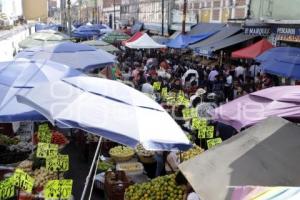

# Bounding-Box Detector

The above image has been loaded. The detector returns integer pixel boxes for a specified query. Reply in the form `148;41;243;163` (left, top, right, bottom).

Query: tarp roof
194;33;256;56
190;25;241;49
125;33;166;49
122;32;143;45
179;117;300;200
166;31;218;49
189;23;225;35
232;39;274;59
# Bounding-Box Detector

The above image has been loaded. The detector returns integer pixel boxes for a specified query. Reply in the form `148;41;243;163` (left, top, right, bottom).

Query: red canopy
122;32;143;45
231;39;273;59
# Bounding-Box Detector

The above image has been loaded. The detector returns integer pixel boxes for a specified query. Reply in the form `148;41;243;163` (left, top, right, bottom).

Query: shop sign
274;27;300;35
277;34;300;43
244;26;271;36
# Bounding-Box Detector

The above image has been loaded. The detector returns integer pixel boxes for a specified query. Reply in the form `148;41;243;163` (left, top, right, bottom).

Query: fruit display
116;162;144;176
33;131;69;145
0;134;19;145
182;145;204;161
135;144;154;157
98;161;114;172
17;160;33;174
51;131;69;145
32;167;62;188
125;174;185;200
8;141;32;152
109;146;135;162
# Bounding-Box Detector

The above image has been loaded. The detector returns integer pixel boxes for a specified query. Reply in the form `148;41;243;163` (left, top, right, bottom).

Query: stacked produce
18;160;33;173
109;146;134;162
135;144;154;157
182;145;204;161
0;134;19;145
32;167;61;188
33;131;69;145
98;161;114;172
125;174;185;200
8;141;32;152
51;131;69;145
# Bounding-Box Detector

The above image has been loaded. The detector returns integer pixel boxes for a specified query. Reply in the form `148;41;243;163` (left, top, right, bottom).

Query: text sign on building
273;27;300;36
244;26;271;36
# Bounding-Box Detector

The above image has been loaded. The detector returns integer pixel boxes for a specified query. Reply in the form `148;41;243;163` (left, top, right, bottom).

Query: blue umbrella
17;76;191;151
256;47;300;80
15;42;116;72
0;59;84;122
71;24;106;39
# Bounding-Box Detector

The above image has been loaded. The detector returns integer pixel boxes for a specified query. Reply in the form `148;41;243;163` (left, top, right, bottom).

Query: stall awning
189;23;225;35
194;33;256;56
179;117;300;200
190;25;241;49
125;33;166;49
122;32;143;45
231;39;273;59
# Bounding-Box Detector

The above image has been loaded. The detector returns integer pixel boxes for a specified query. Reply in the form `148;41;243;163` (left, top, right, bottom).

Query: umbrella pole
80;136;103;200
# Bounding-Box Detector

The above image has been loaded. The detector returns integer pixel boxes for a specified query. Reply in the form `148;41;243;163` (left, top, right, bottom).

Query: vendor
165;151;180;174
175;172;201;200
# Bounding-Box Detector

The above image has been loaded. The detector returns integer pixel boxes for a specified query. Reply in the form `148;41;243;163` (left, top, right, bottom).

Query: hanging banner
44;179;73;199
12;169;35;193
0;177;15;199
36;143;58;158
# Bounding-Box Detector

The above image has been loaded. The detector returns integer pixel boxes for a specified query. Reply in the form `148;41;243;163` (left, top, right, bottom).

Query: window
212;9;220;20
207;1;211;8
213;0;221;8
234;8;245;18
236;0;246;6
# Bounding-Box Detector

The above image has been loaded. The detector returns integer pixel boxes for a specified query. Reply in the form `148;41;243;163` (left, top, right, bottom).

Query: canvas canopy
231;39;273;59
179;117;300;200
125;33;166;49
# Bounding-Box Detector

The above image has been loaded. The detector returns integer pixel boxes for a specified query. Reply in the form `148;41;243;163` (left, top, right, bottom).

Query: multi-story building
246;0;300;47
120;0;138;26
99;0;121;28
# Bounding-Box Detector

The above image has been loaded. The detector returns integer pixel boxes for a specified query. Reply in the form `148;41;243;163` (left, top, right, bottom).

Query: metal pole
161;0;164;36
113;0;116;29
67;0;71;36
80;137;103;200
182;0;187;34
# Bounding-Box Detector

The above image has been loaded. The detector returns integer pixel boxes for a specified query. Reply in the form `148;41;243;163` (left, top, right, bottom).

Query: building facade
99;0;121;28
23;0;48;22
246;0;300;47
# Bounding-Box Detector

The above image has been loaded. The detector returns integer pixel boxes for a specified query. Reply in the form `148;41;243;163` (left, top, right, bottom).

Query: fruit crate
104;171;133;200
116;162;144;176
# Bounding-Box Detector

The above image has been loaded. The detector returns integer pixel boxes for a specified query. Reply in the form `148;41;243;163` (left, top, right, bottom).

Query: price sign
161;87;168;99
153;82;161;91
0;177;15;199
206;126;214;139
38;124;52;143
192;118;200;130
12;169;34;193
182;108;191;120
199;118;207;127
166;96;176;105
207;138;222;149
198;127;206;139
46;154;69;172
37;143;58;158
45;179;73;199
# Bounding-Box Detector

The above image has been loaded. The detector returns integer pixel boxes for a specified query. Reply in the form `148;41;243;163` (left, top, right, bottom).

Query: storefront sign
274;27;300;35
277;34;300;43
244;26;271;36
44;179;73;199
12;169;35;193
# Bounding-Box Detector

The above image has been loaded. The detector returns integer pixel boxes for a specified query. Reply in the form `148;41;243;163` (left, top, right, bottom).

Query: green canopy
102;31;130;44
19;30;70;49
81;40;119;52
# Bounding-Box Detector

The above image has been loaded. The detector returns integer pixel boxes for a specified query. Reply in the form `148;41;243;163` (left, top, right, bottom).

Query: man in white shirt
249;62;262;78
208;68;219;82
141;76;154;95
235;65;245;79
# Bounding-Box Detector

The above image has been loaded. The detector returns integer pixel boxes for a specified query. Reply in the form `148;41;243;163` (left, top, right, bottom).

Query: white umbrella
17;76;191;151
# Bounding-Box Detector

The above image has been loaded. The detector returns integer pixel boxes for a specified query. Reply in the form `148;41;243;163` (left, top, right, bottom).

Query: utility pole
60;0;66;30
67;0;71;36
113;0;116;29
161;0;164;36
182;0;187;34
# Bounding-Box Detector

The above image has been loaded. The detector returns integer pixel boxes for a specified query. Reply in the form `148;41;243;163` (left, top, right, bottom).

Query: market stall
124;33;166;49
